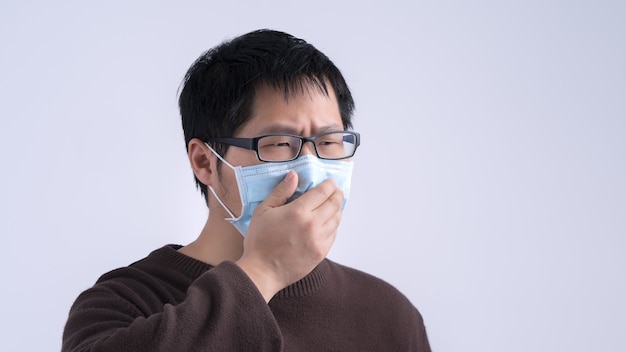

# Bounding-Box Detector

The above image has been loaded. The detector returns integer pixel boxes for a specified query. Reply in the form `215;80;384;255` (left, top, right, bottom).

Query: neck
178;213;244;266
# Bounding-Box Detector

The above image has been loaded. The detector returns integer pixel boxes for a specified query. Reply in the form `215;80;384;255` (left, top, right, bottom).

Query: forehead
237;82;342;136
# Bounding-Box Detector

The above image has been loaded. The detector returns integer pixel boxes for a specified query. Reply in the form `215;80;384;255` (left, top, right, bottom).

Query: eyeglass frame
205;130;360;162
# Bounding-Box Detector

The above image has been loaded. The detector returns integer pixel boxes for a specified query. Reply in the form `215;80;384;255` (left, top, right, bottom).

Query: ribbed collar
150;244;214;280
273;259;331;300
152;244;331;299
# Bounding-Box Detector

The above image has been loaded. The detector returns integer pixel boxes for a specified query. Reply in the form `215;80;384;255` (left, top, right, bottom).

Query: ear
188;138;216;187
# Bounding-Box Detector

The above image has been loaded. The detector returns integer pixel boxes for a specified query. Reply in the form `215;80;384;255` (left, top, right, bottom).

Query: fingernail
284;170;294;183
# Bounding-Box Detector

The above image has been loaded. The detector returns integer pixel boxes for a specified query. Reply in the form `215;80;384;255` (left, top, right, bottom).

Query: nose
299;140;316;157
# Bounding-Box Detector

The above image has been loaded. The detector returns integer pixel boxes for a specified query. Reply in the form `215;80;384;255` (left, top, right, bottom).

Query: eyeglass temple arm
344;132;360;147
206;137;257;151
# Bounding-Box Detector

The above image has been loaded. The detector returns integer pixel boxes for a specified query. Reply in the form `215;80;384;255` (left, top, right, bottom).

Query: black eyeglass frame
205;131;360;162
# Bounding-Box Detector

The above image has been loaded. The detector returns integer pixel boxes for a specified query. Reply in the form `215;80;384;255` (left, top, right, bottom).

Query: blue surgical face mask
206;145;354;236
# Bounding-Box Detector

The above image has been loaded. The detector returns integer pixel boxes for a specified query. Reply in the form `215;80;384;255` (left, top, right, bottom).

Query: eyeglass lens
257;132;357;161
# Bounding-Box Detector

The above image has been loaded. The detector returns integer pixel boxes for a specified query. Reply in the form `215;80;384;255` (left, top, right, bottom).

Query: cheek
217;166;243;216
217;149;261;216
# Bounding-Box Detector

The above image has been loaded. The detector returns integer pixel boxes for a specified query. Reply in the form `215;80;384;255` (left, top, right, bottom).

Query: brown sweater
62;245;431;351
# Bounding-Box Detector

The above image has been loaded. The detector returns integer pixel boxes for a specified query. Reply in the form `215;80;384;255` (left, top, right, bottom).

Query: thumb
261;170;298;209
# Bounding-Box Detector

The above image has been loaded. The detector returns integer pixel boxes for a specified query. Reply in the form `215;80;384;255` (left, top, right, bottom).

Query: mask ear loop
204;143;240;221
204;143;236;169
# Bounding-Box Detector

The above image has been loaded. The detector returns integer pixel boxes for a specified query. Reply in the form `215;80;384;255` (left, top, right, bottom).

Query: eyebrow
255;123;343;136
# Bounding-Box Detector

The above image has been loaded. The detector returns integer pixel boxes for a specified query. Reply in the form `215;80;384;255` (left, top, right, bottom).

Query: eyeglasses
206;131;360;162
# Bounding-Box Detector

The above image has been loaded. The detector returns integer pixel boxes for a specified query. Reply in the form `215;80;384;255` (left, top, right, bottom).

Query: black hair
178;29;355;203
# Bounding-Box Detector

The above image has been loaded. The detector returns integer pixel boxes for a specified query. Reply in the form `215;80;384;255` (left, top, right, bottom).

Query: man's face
213;83;344;218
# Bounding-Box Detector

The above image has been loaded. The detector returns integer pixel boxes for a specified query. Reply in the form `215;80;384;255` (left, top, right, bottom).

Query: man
63;29;431;351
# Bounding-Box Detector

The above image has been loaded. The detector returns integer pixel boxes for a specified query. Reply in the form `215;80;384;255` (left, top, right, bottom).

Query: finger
317;228;340;257
258;170;298;209
314;188;344;227
292;178;339;212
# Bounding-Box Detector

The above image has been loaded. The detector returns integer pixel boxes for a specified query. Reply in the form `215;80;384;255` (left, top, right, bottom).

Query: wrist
235;257;284;303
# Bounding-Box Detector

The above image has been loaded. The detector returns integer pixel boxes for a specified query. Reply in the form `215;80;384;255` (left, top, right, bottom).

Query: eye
259;136;294;148
257;135;302;161
316;134;343;146
273;141;292;147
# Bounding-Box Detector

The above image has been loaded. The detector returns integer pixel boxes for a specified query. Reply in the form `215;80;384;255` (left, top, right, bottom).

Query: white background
1;1;624;351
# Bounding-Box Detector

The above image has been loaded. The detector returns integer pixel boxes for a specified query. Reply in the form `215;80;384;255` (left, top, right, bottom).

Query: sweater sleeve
62;261;283;352
409;307;432;352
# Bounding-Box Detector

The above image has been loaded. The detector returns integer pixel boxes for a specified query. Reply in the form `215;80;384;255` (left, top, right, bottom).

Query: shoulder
323;259;430;348
75;245;212;314
325;259;423;316
326;259;407;295
98;244;212;284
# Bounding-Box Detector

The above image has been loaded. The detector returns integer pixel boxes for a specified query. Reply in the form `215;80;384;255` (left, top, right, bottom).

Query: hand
235;170;344;302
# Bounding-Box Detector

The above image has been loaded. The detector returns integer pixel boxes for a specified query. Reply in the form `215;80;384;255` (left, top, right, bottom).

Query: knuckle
311;248;325;260
333;192;344;207
318;180;335;197
289;206;306;220
300;217;317;233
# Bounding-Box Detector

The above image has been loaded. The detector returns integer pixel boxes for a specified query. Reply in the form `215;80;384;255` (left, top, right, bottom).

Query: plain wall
1;0;624;351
